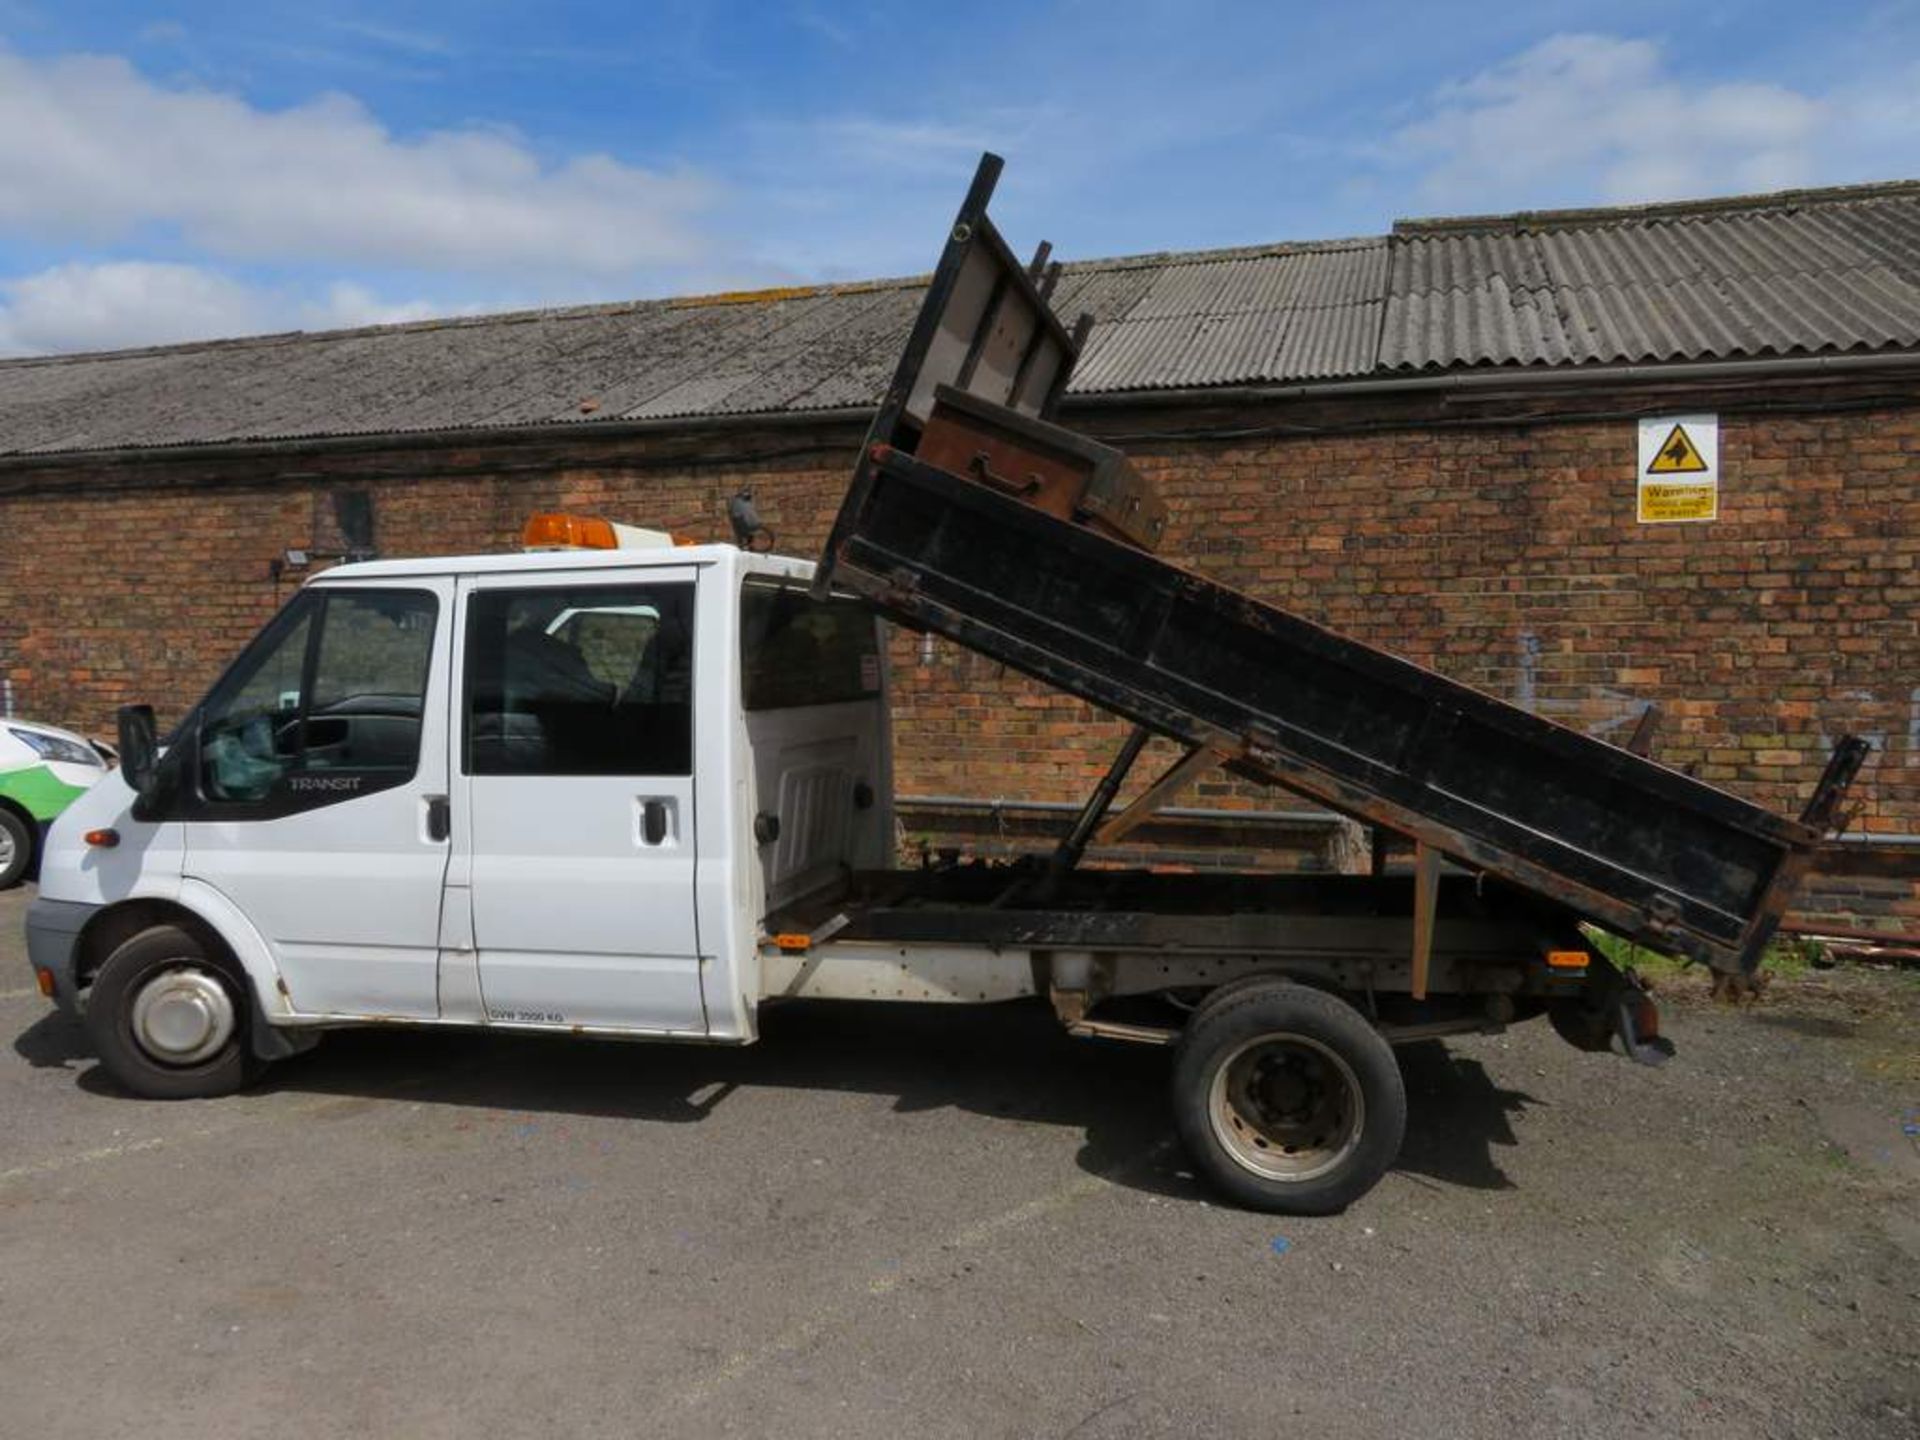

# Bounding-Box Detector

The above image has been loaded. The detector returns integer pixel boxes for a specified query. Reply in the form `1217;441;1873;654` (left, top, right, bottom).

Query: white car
0;719;111;889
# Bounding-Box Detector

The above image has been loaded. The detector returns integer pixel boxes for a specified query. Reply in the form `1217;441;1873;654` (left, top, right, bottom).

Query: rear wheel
1172;980;1405;1214
84;925;262;1098
0;808;31;889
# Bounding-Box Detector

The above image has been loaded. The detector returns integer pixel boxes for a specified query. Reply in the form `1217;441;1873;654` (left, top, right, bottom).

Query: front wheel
1171;981;1405;1214
84;925;262;1098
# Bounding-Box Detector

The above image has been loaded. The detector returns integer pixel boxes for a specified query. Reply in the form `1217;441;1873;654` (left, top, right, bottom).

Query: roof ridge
1058;235;1387;272
0;277;934;372
1393;178;1920;238
0;240;1391;371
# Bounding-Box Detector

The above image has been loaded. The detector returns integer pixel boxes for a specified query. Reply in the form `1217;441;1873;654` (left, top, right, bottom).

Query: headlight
9;727;102;767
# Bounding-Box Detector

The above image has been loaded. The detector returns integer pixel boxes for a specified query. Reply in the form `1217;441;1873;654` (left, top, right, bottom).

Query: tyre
84;925;262;1099
1171;980;1406;1214
0;808;31;889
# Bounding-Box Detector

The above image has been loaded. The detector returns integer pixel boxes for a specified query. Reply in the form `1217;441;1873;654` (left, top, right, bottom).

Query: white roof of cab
311;544;816;585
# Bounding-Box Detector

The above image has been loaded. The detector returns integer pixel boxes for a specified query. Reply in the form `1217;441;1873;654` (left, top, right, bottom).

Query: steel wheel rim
129;965;236;1067
1207;1032;1364;1182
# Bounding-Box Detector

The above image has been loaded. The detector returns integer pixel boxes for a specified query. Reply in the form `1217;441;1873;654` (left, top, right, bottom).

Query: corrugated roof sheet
1070;241;1387;392
3;179;1918;457
1381;185;1920;369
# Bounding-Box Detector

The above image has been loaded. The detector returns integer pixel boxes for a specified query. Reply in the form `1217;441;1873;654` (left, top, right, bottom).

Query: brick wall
1;385;1915;929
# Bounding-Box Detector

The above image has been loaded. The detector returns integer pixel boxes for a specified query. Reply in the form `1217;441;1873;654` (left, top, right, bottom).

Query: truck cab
29;522;893;1058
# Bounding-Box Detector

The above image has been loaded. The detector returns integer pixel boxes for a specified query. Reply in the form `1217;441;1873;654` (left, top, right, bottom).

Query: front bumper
24;896;97;1018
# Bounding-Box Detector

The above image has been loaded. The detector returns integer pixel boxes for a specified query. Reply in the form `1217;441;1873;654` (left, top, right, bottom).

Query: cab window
198;589;438;803
465;583;694;776
740;579;883;710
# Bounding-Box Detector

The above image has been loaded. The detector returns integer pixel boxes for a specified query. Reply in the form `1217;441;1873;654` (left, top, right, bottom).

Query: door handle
425;794;450;842
641;798;670;846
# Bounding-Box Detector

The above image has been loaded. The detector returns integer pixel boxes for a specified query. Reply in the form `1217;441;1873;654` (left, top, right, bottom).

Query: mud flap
1610;971;1674;1067
1549;959;1674;1067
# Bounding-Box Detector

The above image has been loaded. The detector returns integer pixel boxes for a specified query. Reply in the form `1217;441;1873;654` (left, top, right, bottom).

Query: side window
465;583;694;776
741;580;884;710
198;589;437;803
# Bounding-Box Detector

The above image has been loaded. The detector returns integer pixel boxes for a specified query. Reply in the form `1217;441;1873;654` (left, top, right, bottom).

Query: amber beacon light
521;512;694;551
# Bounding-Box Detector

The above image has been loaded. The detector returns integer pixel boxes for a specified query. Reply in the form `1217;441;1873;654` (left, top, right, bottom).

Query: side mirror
116;704;159;797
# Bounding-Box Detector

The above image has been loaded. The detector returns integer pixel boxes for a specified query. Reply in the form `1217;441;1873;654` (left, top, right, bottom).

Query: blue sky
0;0;1915;353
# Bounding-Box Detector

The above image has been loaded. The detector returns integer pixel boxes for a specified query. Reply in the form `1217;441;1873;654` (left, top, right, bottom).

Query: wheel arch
1187;967;1358;1022
74;885;290;1025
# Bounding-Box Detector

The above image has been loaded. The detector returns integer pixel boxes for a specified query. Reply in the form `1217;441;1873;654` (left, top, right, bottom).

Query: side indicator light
1547;949;1590;970
35;968;55;998
773;933;812;953
83;828;120;848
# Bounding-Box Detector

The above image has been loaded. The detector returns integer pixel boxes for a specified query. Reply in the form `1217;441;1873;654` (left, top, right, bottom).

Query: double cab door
178;567;707;1034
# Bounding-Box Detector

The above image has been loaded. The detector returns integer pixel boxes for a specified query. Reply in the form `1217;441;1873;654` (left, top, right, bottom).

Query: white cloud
1399;34;1831;210
0;261;266;354
0;46;716;276
302;281;443;330
0;260;448;356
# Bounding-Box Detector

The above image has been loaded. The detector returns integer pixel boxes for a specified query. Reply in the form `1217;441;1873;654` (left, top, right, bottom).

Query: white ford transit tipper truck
24;153;1861;1214
20;522;1606;1213
15;510;1766;1221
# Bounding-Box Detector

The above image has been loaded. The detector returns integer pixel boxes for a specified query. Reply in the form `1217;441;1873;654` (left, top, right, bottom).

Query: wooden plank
1411;841;1441;1002
1092;745;1225;846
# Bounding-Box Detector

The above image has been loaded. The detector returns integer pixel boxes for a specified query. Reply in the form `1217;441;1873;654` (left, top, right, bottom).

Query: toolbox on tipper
918;384;1168;550
818;152;1869;977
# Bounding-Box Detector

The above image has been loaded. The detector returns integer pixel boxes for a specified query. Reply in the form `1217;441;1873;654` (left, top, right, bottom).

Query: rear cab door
452;563;708;1033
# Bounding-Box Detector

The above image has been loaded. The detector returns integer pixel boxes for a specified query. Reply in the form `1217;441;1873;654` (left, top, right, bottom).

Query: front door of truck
455;571;704;1033
181;579;454;1018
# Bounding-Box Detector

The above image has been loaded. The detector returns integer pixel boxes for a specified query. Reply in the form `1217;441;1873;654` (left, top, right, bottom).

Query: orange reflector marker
1547;950;1590;970
83;828;120;848
35;968;55;998
523;512;618;550
773;933;812;953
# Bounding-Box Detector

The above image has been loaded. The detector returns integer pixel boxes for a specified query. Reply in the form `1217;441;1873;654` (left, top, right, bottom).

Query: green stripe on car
0;762;89;820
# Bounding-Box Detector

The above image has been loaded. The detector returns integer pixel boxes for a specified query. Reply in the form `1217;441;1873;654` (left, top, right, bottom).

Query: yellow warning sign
1638;482;1718;523
1646;422;1708;474
1636;413;1718;523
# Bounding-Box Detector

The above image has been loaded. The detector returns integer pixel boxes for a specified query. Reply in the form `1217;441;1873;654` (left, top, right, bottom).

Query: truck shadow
19;1000;1536;1204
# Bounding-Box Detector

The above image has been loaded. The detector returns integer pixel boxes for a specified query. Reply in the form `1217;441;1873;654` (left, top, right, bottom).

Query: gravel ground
1;882;1915;1439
